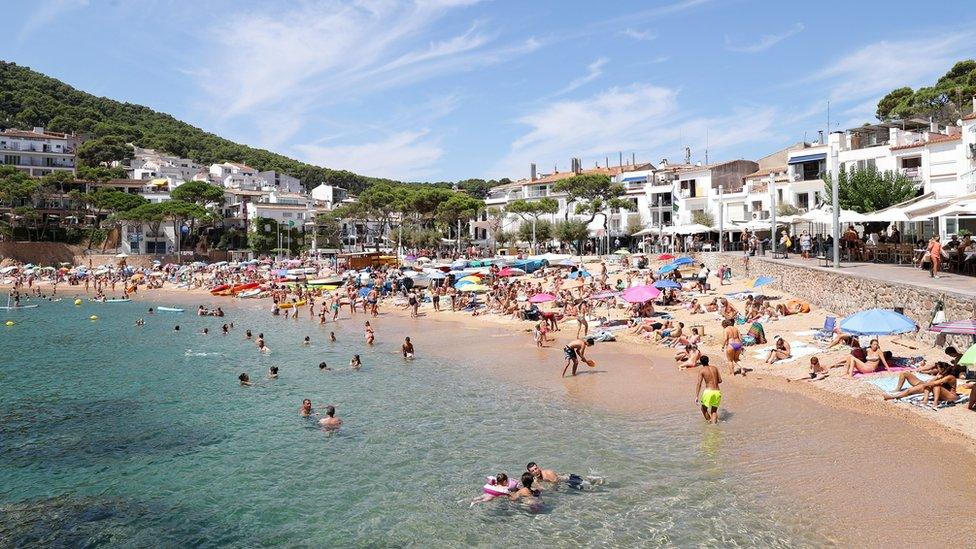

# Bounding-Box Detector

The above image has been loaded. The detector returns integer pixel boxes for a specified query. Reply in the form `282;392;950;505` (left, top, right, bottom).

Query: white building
128;146;202;183
0;127;80;176
310;184;349;210
258;170;302;193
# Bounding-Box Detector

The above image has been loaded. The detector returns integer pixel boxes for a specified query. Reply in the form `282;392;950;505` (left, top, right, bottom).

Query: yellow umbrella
458;275;481;284
459;284;489;292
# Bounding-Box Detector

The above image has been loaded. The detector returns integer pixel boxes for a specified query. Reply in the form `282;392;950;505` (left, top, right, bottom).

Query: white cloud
810;33;972;102
18;0;89;42
621;28;656;41
193;1;536;149
554;57;608;96
294;130;444;180
494;83;780;178
725;23;804;53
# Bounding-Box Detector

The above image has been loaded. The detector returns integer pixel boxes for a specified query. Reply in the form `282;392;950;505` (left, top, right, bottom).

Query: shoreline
127;281;976;455
8;275;976;455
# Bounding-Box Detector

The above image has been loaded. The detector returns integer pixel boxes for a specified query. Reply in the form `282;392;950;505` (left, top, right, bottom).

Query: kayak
105;299;131;303
157;306;184;313
237;289;264;298
0;304;39;310
210;284;230;295
230;282;260;294
309;277;343;286
213;289;234;296
277;300;307;309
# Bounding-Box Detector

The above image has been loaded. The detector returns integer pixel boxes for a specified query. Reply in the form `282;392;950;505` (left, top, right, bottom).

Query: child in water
350;355;361;370
470;473;514;505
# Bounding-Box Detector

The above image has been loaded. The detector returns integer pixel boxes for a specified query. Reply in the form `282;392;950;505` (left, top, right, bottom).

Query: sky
2;0;975;182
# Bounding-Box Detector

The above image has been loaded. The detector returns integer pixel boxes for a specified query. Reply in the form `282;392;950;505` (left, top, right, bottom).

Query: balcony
526;190;549;198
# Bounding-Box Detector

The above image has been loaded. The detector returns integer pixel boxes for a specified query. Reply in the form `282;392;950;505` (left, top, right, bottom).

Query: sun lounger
814;316;836;341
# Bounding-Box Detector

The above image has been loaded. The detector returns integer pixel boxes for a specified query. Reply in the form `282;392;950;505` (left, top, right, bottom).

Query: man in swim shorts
319;405;342;429
402;336;415;358
527;462;595;490
695;356;722;424
561;338;594;377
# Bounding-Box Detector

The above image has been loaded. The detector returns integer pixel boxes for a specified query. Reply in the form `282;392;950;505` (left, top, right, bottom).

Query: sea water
0;299;830;547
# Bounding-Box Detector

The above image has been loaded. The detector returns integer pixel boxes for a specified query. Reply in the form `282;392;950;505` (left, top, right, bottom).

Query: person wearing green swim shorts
695;356;723;424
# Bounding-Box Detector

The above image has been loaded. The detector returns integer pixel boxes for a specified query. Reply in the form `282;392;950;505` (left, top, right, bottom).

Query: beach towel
750;341;820;363
746;322;766;345
903;393;969;409
852;366;917;379
865;373;933;393
590;330;616;342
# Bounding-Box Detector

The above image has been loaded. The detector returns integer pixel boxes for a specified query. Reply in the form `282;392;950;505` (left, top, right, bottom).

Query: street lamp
718;185;724;252
768;173;777;255
831;149;840;268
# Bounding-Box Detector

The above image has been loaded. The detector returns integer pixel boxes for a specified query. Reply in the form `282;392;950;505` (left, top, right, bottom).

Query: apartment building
128;146;203;183
0;127;81;176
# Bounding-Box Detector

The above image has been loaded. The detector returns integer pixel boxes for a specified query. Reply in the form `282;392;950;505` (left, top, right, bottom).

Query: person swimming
245;329;252;339
222;324;229;335
174;325;180;332
318;362;331;371
300;399;314;417
303;336;310;346
527;461;601;490
470;473;516;505
238;372;252;386
350;355;361;370
268;366;279;379
201;328;209;335
329;331;337;342
509;472;541;501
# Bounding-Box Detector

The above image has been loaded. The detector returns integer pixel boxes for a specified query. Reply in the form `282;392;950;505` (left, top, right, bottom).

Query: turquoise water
0;299;830;547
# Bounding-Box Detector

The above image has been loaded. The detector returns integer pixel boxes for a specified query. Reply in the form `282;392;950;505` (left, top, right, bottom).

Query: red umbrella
621;285;661;303
497;267;526;277
529;293;556;303
657;253;675;260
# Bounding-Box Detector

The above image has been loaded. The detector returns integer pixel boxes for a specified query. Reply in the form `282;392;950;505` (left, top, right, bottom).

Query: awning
620;176;648;183
788;153;826;164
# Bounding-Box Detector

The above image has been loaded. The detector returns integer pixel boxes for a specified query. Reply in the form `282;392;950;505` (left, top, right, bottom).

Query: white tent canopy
663;223;713;234
795;205;865;224
730;218;792;231
632;225;662;237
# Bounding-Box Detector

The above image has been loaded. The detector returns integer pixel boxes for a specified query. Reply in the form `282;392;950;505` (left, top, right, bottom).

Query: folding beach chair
814;316;836;341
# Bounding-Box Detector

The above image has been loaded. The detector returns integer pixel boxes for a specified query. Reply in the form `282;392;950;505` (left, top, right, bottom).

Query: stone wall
695;252;975;347
0;242;82;266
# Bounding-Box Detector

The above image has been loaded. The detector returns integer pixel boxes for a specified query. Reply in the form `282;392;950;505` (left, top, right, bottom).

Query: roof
248;202;310;210
225;189;267;196
1;129;73;140
890;133;962;151
743;166;788;180
98;179;150;187
524;163;655;185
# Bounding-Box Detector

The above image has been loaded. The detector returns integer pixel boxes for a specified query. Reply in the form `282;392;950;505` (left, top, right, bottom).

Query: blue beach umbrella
454;279;474;289
653;279;681;290
751;275;775;288
671;257;694;266
839;308;917;336
451;260;468;269
567;270;591;279
657;263;680;275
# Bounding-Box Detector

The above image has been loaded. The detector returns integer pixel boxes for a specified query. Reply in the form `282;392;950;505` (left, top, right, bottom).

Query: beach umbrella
960;344;976;366
454;279;474;289
458;275;482;284
657;253;675;260
426;271;447;280
613;249;631;255
929;319;976;336
621;285;661;303
671;257;694;266
653;279;682;290
459;284;489;293
657;263;681;274
555;258;578;267
839;308;917;336
567;270;591;279
497;267;525;277
751;275;776;288
529;293;556;303
451;260;467;269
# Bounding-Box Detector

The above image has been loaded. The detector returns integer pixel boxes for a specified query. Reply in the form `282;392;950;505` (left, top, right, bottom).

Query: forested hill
0;61;397;193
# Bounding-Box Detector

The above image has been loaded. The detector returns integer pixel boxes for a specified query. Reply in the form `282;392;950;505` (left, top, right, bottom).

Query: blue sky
3;0;975;182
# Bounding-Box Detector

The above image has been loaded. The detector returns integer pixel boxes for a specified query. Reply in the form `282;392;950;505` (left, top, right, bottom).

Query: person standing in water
402;336;415;358
561;338;594;377
319;405;342;429
695;356;722;424
364;321;375;345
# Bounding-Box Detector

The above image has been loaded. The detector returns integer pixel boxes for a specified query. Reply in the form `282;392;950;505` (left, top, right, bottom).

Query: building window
796;193;810;210
901;157;921;169
282;212;292;218
3;155;21;165
680;179;696;198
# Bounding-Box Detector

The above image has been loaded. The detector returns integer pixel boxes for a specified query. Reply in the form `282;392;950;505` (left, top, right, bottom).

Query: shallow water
0;298;973;547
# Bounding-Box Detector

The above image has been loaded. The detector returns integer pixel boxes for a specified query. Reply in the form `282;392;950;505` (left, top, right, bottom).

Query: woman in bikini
764;336;792;363
722;318;744;375
845;338;889;376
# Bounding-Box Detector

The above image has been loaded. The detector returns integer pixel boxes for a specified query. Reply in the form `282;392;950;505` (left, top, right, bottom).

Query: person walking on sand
721;319;744;376
695;356;722;424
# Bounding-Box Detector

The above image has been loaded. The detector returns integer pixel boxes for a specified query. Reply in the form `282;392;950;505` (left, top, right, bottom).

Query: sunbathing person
688;299;704;314
826;333;859;350
885;364;959;407
764;336;792;363
844;338;890;377
676;345;702;369
888;362;953;394
704;298;719;313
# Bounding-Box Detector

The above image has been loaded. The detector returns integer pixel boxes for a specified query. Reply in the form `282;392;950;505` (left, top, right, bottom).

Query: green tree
158;200;208;254
552;174;635;242
875;59;976;122
436;193;483;248
518;219;552;243
171;180;224;206
553;219;590;255
505;197;558;251
76;135;134;167
76;165;126;181
0;166;38;208
456;178;494;199
247;217;278;255
692;210;715;227
821;167;918;213
312;211;344;250
624;214;644;236
876;87;914;120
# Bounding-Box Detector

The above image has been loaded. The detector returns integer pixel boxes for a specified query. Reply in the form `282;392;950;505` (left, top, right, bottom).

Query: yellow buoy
89;315;98;321
74;299;82;306
4;321;13;326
